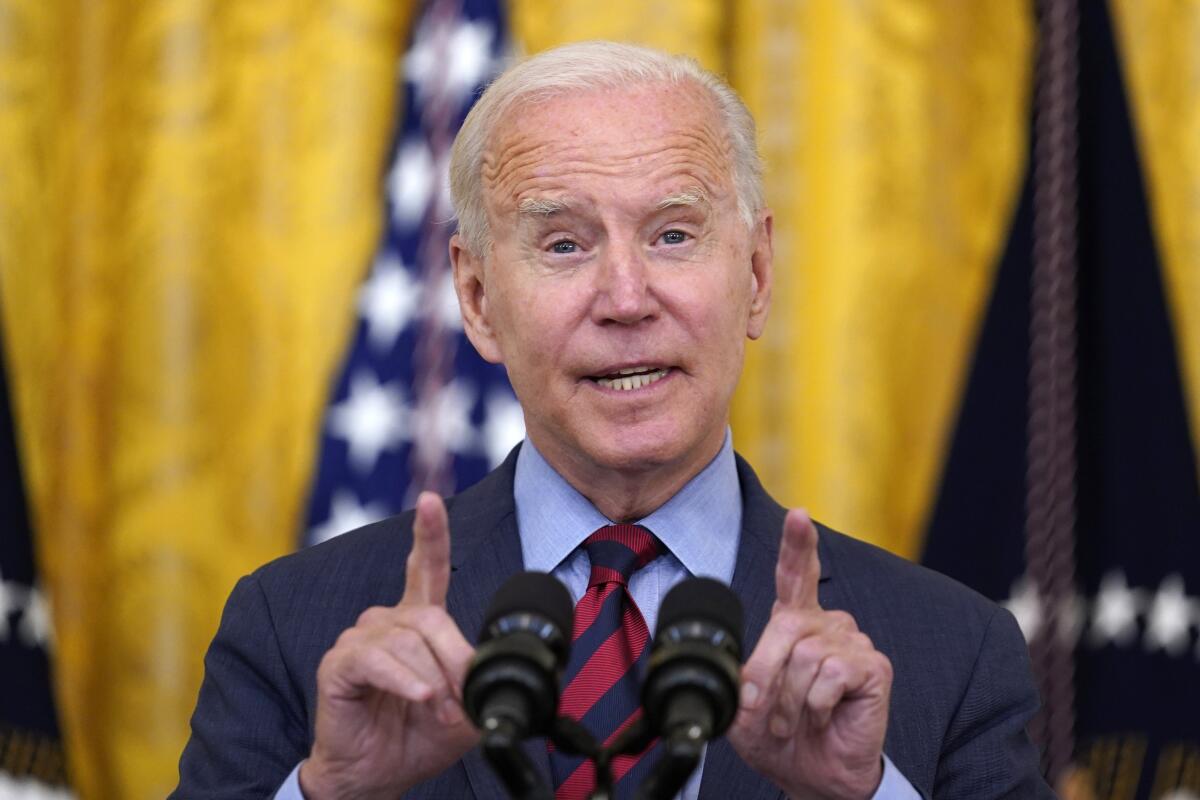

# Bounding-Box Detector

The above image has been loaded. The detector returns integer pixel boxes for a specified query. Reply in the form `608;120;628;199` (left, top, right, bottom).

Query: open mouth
589;366;671;391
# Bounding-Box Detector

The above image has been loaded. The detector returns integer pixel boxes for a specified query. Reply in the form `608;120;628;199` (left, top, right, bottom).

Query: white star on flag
359;254;421;350
1144;574;1196;656
405;19;496;105
1003;575;1043;643
1090;570;1145;647
18;584;51;649
308;490;390;545
389;139;435;229
483;390;526;467
327;370;410;474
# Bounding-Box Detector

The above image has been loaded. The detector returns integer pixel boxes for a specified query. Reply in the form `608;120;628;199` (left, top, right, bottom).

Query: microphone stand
480;716;554;800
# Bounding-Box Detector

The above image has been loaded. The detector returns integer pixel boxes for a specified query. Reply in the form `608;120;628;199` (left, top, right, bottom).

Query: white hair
449;40;765;255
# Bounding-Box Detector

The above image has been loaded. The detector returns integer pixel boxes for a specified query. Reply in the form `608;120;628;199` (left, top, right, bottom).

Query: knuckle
789;636;823;665
851;631;875;651
355;605;391;628
826;609;858;631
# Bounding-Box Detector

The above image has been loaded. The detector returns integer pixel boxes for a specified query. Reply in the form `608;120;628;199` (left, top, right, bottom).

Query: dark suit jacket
173;449;1053;798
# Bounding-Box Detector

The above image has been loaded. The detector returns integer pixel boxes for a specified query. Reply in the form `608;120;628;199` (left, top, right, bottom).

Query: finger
775;508;821;610
403;491;452;607
770;636;826;738
738;608;822;721
805;655;862;730
398;605;476;697
320;642;435;704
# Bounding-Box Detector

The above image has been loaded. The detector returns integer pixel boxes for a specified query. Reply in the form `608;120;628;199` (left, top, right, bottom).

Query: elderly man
173;42;1052;799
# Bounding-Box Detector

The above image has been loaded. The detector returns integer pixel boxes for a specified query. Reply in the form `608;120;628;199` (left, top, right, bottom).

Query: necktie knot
583;524;660;589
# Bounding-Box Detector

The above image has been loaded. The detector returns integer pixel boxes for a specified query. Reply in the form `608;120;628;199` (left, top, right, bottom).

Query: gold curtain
0;1;414;796
728;1;1033;558
1110;0;1200;484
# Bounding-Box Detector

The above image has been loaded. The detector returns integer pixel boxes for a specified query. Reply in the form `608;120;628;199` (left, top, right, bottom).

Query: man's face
452;81;772;486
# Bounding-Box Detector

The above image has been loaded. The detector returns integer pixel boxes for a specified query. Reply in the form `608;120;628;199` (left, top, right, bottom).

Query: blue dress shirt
275;432;918;799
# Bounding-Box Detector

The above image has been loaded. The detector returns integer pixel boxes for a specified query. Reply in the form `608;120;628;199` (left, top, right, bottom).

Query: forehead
481;81;735;212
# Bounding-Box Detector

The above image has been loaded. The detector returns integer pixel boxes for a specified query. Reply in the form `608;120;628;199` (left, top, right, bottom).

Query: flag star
1090;570;1145;648
327;370;410;474
1002;575;1043;643
405;19;495;105
309;490;390;545
1144;574;1196;656
414;379;478;458
388;139;434;229
18;585;51;649
482;391;525;467
359;254;420;350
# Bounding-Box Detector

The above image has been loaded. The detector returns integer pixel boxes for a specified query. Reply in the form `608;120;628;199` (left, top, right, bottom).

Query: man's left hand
728;509;893;800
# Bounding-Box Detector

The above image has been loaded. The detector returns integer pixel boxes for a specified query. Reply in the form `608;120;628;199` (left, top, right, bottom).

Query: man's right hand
299;492;479;800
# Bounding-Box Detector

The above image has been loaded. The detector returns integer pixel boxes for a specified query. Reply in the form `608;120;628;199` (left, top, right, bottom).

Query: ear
449;233;504;363
746;211;774;340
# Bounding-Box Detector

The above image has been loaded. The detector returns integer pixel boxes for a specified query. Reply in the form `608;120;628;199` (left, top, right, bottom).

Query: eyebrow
656;187;709;210
517;197;571;215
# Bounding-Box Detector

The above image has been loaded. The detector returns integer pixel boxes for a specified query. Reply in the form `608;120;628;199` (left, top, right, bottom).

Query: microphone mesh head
480;571;573;642
657;577;744;651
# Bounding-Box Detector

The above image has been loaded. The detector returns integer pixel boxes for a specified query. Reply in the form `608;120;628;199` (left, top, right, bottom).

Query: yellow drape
0;1;414;796
729;0;1033;557
1110;0;1200;481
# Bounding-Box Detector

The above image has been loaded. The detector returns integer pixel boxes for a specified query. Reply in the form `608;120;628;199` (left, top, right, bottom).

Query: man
173;42;1052;799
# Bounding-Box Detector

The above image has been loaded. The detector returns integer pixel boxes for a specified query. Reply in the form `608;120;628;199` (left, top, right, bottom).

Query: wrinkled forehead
480;82;736;213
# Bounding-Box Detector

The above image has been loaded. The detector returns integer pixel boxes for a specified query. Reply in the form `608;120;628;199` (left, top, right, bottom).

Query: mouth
587;365;672;392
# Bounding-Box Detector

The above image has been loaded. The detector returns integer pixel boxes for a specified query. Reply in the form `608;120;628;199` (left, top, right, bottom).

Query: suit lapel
698;456;833;800
445;446;555;798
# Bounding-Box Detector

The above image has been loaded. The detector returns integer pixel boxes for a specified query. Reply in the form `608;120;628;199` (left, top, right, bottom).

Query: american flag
303;0;523;546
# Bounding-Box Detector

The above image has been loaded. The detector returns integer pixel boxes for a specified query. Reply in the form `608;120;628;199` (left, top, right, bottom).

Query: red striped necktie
549;524;662;799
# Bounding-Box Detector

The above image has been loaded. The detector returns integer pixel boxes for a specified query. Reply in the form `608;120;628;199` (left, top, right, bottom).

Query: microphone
634;577;743;800
463;572;572;800
463;571;573;740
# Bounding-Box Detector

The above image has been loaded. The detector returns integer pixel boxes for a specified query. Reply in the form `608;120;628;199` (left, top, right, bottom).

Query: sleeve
273;763;307;799
871;755;923;799
934;607;1056;798
169;573;312;799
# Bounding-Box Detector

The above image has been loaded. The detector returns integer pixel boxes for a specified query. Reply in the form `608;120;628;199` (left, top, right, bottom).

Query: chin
577;419;705;474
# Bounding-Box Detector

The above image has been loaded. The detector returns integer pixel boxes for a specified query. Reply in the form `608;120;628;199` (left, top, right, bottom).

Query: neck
529;431;726;522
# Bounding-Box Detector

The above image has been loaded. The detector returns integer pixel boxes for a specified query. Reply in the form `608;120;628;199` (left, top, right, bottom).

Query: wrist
785;757;884;800
299;755;409;800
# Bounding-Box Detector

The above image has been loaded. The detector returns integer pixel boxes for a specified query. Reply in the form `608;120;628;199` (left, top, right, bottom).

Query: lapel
444;445;555;798
697;456;834;800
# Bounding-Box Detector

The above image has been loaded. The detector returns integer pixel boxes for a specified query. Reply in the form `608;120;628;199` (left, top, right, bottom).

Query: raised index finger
402;491;452;607
775;508;821;610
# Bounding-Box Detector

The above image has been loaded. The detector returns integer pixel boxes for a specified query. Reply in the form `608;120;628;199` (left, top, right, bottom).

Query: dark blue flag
922;3;1200;797
304;0;522;546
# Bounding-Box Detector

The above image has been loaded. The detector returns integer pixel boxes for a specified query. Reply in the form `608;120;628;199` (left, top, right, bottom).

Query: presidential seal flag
303;0;524;547
921;3;1200;797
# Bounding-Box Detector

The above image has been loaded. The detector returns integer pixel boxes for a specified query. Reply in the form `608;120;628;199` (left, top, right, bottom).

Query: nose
592;241;659;325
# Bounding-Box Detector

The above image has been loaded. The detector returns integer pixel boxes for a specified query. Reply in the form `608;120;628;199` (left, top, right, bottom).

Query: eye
659;229;689;245
550;239;579;254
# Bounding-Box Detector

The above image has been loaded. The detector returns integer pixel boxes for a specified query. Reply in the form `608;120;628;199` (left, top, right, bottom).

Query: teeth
596;368;669;391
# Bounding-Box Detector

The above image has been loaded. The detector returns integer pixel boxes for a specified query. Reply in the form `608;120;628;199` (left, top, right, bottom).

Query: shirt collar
515;431;741;581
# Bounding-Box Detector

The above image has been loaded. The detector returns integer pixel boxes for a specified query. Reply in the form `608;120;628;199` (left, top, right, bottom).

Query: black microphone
463;571;573;740
635;577;743;800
